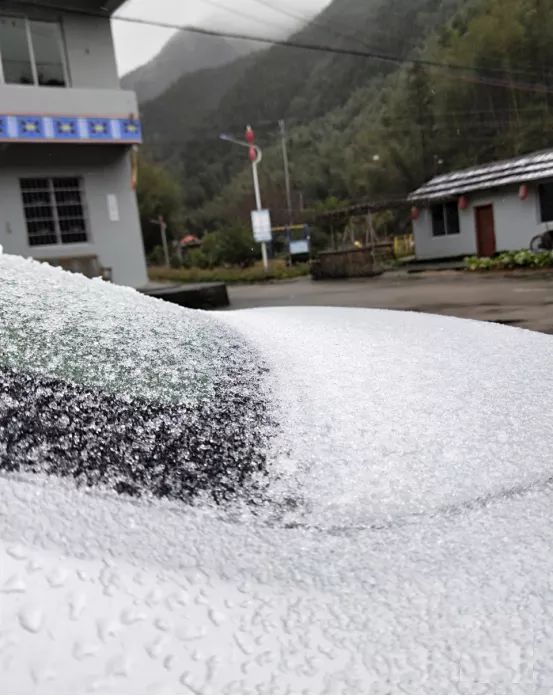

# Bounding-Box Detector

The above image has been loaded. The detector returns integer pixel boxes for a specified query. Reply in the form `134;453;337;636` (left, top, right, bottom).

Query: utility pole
279;119;293;225
150;214;170;267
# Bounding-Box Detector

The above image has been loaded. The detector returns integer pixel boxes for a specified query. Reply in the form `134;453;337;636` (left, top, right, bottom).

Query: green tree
215;222;259;267
136;156;183;253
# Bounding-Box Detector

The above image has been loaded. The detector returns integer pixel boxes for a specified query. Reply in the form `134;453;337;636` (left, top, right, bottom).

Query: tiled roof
409;148;553;201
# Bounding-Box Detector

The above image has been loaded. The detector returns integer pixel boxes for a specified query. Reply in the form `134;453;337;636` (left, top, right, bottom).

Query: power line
196;0;293;34
144;107;553;140
233;0;553;81
14;0;553;95
146;124;553;148
248;0;546;82
248;0;408;55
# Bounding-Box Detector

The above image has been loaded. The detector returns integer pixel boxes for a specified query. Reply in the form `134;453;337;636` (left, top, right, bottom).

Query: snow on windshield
0;254;250;405
0;255;272;503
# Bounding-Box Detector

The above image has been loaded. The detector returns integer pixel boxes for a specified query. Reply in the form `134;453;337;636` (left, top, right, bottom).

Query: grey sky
113;0;331;75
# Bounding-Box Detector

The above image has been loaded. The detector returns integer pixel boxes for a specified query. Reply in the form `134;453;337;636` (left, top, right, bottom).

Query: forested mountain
141;0;462;213
139;0;553;233
121;33;254;104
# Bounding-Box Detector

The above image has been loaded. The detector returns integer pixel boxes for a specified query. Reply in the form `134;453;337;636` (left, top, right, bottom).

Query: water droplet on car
18;606;44;633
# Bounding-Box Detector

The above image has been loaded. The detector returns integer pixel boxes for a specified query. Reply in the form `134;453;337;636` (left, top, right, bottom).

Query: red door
475;205;496;257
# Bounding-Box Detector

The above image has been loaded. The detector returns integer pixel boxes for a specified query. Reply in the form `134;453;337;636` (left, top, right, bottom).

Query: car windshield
0;254;271;504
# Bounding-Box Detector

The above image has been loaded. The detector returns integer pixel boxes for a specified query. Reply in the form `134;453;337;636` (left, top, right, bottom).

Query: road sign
251;209;272;243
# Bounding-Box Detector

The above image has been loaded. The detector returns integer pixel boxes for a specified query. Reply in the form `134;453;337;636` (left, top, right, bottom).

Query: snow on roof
409;148;553;202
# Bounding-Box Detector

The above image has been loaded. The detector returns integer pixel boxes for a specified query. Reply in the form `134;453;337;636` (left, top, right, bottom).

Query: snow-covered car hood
2;255;553;693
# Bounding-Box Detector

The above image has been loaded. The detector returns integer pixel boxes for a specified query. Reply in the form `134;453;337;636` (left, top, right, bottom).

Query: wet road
227;271;553;334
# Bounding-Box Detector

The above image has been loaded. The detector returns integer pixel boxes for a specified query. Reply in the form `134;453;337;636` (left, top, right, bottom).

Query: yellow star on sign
126;123;137;133
60;123;73;133
93;123;105;133
24;122;37;132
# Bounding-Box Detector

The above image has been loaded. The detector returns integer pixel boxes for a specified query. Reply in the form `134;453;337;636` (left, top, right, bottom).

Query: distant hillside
194;0;553;227
141;0;464;213
121;32;254;104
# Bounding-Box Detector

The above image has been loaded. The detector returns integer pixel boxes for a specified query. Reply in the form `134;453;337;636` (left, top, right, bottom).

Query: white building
408;149;553;260
0;0;148;287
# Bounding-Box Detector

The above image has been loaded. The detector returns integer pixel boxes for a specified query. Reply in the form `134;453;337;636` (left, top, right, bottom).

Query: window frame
0;14;69;87
20;176;89;248
431;201;460;237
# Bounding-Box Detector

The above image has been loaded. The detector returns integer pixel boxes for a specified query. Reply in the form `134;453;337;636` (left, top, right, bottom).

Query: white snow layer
2;255;553;693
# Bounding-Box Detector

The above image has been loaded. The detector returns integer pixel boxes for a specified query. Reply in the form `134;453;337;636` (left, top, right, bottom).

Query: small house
180;234;201;249
408;148;553;259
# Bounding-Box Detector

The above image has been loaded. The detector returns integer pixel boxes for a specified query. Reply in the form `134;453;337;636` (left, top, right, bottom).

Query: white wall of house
413;207;477;259
0;145;148;288
413;183;551;259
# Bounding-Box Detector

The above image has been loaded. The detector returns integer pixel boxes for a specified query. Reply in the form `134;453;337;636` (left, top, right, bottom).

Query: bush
169;252;182;269
465;250;553;271
147;245;166;266
200;232;223;268
184;248;210;269
180;224;260;270
216;223;259;267
149;260;311;284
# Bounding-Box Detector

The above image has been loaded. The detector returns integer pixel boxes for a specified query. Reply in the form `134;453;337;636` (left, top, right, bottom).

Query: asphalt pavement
226;270;553;334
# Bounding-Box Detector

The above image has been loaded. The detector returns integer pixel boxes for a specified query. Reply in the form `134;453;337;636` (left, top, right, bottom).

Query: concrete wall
413;184;550;259
0;84;138;118
0;144;148;288
62;15;120;89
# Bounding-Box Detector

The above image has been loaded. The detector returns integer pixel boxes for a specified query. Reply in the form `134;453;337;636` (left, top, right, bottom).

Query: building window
431;202;460;237
21;178;88;247
539;182;553;222
0;16;67;86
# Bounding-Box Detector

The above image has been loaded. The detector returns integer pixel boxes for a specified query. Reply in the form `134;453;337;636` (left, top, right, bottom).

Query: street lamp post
219;126;268;271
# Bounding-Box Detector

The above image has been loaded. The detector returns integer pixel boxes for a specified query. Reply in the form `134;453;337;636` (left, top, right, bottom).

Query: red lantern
458;195;468;210
519;184;529;200
245;125;255;145
249;146;257;162
410;206;420;221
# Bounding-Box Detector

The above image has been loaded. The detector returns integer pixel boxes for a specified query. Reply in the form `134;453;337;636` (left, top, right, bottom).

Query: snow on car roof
223;306;553;527
2;254;553;692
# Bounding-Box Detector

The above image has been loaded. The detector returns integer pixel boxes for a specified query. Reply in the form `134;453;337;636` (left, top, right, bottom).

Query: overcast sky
113;0;332;75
